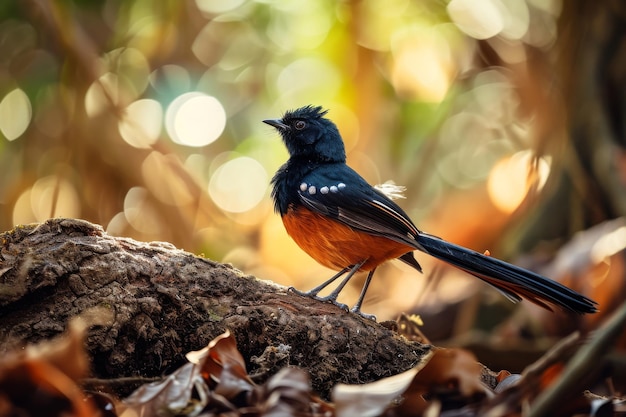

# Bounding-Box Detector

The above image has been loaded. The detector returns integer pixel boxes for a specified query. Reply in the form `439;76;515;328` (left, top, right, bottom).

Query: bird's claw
316;295;349;311
288;287;349;311
350;307;377;321
288;286;317;297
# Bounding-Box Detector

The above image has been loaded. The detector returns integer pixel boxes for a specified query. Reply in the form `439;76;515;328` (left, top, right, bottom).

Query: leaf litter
1;311;625;416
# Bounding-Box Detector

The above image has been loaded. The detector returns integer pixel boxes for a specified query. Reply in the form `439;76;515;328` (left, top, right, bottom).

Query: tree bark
0;218;431;399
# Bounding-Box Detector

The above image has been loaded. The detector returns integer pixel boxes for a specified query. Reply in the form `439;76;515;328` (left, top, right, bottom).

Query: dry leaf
122;331;257;416
334;366;422;417
187;330;252;389
411;348;487;398
0;314;103;417
120;362;209;417
250;367;327;417
333;350;434;417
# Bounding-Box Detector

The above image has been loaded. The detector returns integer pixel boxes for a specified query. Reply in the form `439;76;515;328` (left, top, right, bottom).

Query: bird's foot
288;286;318;297
288;287;349;311
350;306;376;321
315;294;349;311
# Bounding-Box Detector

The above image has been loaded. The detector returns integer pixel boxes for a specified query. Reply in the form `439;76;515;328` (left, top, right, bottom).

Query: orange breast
282;207;415;272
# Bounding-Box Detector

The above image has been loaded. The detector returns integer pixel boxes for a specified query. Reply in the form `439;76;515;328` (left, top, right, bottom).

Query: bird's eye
294;120;306;130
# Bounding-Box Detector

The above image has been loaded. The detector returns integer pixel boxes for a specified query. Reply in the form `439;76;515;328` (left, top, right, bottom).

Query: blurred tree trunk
517;1;626;250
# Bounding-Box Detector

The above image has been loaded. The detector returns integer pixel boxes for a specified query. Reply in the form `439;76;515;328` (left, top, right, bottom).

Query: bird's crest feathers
283;105;328;121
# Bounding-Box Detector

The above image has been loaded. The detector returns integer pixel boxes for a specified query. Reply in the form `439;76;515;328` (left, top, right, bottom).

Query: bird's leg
289;260;367;311
314;260;367;310
350;268;377;321
289;266;351;298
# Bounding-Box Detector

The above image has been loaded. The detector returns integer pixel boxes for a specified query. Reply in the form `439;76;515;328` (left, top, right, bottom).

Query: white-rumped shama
264;105;597;320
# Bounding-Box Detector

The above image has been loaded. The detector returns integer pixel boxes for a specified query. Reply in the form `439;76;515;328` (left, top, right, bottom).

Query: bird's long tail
415;233;598;314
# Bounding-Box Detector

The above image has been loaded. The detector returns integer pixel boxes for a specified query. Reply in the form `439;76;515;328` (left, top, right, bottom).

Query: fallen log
0;218;432;398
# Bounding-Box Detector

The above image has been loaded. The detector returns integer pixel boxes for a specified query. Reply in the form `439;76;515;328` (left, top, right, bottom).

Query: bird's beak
263;118;290;132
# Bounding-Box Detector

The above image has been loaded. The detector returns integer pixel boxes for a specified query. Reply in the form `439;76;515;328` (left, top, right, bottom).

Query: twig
528;301;626;417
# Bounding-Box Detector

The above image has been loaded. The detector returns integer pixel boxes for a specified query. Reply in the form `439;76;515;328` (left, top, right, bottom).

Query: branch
0;218;429;398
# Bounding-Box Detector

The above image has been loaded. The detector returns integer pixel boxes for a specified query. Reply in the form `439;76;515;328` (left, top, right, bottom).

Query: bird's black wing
297;164;424;250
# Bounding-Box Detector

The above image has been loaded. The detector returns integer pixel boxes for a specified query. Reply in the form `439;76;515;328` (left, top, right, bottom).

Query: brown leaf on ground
410;348;487;398
121;331;251;416
0;313;107;417
120;362;209;416
248;367;332;417
333;347;489;417
333;362;425;417
188;330;252;387
122;330;330;416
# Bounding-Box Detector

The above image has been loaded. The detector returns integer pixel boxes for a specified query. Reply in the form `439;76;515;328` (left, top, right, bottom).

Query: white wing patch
299;181;346;195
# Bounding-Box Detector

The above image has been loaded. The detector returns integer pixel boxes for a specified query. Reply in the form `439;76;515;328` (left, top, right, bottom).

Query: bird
264;105;598;320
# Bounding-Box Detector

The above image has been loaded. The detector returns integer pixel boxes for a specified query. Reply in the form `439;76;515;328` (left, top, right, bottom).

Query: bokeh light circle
195;0;245;14
85;73;121;117
118;99;163;148
13;175;80;224
487;150;550;213
123;186;163;234
0;88;32;141
165;92;226;147
208;156;268;213
447;0;504;40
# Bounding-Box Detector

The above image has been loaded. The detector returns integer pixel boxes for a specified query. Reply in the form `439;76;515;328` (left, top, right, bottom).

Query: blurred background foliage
0;0;625;352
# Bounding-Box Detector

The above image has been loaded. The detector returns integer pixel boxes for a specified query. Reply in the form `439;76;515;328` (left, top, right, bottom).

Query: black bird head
264;105;346;163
